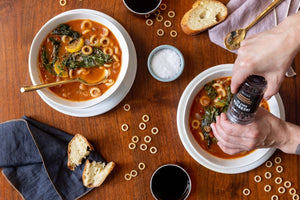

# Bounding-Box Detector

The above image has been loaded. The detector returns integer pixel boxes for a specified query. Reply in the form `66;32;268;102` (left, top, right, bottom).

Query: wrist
281;12;300;53
277;121;300;154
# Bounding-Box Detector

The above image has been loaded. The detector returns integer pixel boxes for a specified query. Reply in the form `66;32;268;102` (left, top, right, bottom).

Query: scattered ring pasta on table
130;170;138;177
271;195;278;200
156;15;163;22
170;30;178;38
264;172;272;179
59;0;67;6
265;160;273;168
293;194;300;200
159;3;167;10
121;124;129;131
278;186;286;194
275;177;282;184
242;188;251;196
289;188;297;195
274;157;282;164
124;173;132;181
139;122;147;130
146;19;153;26
145;14;151;18
123;104;131;111
157;29;164;36
276;165;284;173
168;11;176;18
150;146;157;154
132;136;140;143
140;144;148;151
144;136;152;143
164;20;172;27
284;180;292;188
254;175;262;183
128;143;136;150
151;127;159;134
264;185;272;192
138;162;146;170
154;9;161;15
142;114;150;122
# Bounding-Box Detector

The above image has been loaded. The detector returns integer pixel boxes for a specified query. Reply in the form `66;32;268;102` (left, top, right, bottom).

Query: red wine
150;165;191;200
124;0;160;13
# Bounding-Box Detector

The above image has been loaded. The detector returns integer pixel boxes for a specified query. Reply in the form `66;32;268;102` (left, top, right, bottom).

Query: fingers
217;142;245;155
231;59;252;94
263;75;283;100
211;114;249;151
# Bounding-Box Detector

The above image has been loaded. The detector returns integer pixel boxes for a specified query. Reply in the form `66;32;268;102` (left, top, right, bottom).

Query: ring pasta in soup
38;19;122;101
189;77;269;159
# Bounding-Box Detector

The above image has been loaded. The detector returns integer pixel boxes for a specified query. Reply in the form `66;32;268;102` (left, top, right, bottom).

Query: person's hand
231;13;300;100
210;108;288;155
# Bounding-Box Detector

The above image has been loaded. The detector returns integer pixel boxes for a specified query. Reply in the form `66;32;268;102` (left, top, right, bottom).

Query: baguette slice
67;134;94;171
181;0;228;35
82;160;115;188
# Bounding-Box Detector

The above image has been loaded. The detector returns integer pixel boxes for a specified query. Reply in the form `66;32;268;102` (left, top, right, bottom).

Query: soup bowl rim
28;9;130;109
177;64;285;174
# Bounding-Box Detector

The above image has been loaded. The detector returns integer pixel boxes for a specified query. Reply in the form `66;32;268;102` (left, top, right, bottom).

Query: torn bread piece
181;0;228;35
67;134;94;171
82;160;115;188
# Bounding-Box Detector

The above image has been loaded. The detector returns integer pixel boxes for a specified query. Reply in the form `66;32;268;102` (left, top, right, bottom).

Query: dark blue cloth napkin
0;116;105;200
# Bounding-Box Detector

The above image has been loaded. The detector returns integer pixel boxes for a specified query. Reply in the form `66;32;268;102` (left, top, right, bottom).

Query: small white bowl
28;9;129;109
177;64;285;174
147;45;184;82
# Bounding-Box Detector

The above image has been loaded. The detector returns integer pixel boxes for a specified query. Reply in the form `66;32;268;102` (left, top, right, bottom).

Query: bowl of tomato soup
29;10;129;108
177;64;285;174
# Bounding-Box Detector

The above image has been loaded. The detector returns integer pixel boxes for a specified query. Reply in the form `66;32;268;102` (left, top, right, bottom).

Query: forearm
276;120;300;154
278;11;300;56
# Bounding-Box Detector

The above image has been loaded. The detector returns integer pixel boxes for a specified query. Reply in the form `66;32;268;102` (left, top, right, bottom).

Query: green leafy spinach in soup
189;77;269;159
39;19;122;101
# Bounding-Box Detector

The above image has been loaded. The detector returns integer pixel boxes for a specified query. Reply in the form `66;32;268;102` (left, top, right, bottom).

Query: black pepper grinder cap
243;75;267;94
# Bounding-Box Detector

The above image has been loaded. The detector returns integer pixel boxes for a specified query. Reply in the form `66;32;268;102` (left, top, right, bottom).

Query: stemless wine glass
150;164;192;200
123;0;162;15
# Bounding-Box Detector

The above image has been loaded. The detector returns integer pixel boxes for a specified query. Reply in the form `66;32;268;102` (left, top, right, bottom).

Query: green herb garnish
62;47;113;70
52;24;80;39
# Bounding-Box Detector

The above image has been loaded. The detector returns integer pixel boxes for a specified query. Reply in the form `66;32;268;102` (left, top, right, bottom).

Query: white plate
38;9;137;117
177;64;285;174
30;10;130;109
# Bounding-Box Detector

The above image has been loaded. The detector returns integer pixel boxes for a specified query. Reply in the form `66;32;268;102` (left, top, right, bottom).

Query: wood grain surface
0;0;299;199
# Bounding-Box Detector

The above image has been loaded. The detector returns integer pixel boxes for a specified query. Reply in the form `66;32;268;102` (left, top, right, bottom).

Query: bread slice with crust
82;160;115;188
67;134;94;171
181;0;228;35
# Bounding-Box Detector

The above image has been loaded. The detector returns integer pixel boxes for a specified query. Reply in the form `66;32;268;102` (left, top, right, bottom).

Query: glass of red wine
150;164;192;200
123;0;162;15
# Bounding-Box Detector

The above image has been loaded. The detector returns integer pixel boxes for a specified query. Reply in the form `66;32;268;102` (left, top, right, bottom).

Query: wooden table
1;0;299;199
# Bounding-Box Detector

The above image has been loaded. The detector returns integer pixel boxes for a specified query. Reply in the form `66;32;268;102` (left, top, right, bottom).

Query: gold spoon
224;0;284;50
20;68;109;93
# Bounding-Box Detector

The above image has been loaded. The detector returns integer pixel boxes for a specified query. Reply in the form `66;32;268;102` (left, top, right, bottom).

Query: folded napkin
0;116;106;200
208;0;300;77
